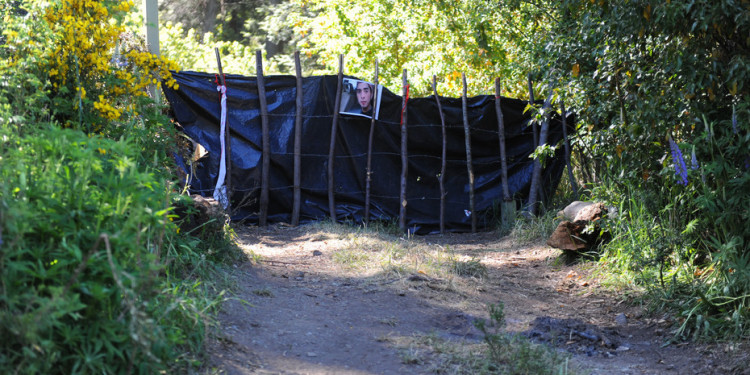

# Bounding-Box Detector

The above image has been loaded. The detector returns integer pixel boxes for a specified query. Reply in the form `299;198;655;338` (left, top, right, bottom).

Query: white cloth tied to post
213;84;229;209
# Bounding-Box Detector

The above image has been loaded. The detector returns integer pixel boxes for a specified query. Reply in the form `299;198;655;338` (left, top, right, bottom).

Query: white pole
143;0;160;100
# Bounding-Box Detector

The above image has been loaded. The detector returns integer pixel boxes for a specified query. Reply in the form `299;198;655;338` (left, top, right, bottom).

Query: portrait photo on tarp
340;78;383;119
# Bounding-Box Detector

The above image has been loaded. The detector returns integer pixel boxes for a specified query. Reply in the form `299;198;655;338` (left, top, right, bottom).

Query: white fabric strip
213;84;229;209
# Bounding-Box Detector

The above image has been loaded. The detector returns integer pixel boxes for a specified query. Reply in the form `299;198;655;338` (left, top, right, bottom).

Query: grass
302;221;461;279
509;209;560;245
383;330;578;375
451;257;489;279
323;225;489;282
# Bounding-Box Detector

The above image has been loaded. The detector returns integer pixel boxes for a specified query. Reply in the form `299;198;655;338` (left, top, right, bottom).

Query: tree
289;0;549;96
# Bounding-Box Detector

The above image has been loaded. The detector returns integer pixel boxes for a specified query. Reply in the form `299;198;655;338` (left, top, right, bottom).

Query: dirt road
206;224;743;374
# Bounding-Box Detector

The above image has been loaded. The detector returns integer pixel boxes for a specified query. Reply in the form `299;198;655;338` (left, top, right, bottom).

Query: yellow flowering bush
41;0;179;132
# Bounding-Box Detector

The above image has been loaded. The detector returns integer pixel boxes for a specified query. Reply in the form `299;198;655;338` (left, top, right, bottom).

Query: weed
378;317;399;326
252;288;274;297
451;257;489;279
332;249;373;270
474;303;578;374
398;345;424;365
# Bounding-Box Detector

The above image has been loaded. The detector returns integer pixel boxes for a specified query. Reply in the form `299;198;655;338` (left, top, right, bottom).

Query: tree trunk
560;100;578;199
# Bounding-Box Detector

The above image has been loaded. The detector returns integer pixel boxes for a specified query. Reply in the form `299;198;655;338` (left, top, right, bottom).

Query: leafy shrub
530;0;750;340
40;0;179;133
0;2;236;373
0;126;219;373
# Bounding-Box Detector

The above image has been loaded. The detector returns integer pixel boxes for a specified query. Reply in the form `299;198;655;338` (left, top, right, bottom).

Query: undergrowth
0;2;238;373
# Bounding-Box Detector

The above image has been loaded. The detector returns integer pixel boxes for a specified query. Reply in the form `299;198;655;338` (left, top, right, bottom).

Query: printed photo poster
339;78;383;119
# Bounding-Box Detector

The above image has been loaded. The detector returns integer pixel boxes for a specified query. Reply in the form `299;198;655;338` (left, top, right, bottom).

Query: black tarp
163;71;573;234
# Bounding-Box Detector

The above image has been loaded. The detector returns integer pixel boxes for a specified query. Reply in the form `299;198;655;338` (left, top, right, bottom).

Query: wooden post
495;78;515;229
256;50;270;227
527;73;538;148
561;100;579;199
365;59;379;226
399;69;408;231
215;48;232;212
527;95;552;216
432;75;447;234
462;73;476;233
328;55;344;223
292;51;303;226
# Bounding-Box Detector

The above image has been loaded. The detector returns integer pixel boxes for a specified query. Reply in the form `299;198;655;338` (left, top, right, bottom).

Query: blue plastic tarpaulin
163;71;573;234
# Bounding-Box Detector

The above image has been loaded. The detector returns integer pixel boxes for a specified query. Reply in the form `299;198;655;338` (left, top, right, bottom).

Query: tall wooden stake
561;100;579;199
495;78;515;229
495;78;510;201
528;73;538;148
328;55;344;223
256;50;270;226
365;59;379;226
215;48;232;212
432;75;447;234
399;69;408;231
292;51;303;226
527;94;552;216
462;73;476;233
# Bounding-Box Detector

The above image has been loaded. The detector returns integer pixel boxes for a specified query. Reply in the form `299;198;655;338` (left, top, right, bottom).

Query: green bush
0;2;236;373
527;0;750;340
0;125;220;374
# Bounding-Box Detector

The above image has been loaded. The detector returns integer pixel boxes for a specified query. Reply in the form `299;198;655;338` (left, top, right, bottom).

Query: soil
206;224;749;375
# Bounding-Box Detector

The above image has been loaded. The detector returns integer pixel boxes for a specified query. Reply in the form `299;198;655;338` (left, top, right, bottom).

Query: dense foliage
1;1;236;373
532;0;750;339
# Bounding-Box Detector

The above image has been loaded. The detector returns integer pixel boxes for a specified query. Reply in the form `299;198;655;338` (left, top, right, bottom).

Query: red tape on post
401;84;410;127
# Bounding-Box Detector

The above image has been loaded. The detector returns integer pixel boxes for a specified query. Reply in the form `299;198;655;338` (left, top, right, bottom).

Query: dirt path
207;224;742;374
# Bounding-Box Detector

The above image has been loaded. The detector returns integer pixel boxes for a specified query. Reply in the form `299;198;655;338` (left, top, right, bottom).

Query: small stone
615;313;627;326
616;345;630;352
307;352;317;357
313;250;323;256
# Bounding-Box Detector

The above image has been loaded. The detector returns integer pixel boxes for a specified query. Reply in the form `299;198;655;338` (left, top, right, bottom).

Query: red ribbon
214;74;226;95
401;84;410;127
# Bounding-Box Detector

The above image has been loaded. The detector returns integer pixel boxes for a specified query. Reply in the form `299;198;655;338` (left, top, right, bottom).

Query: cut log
548;202;610;252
